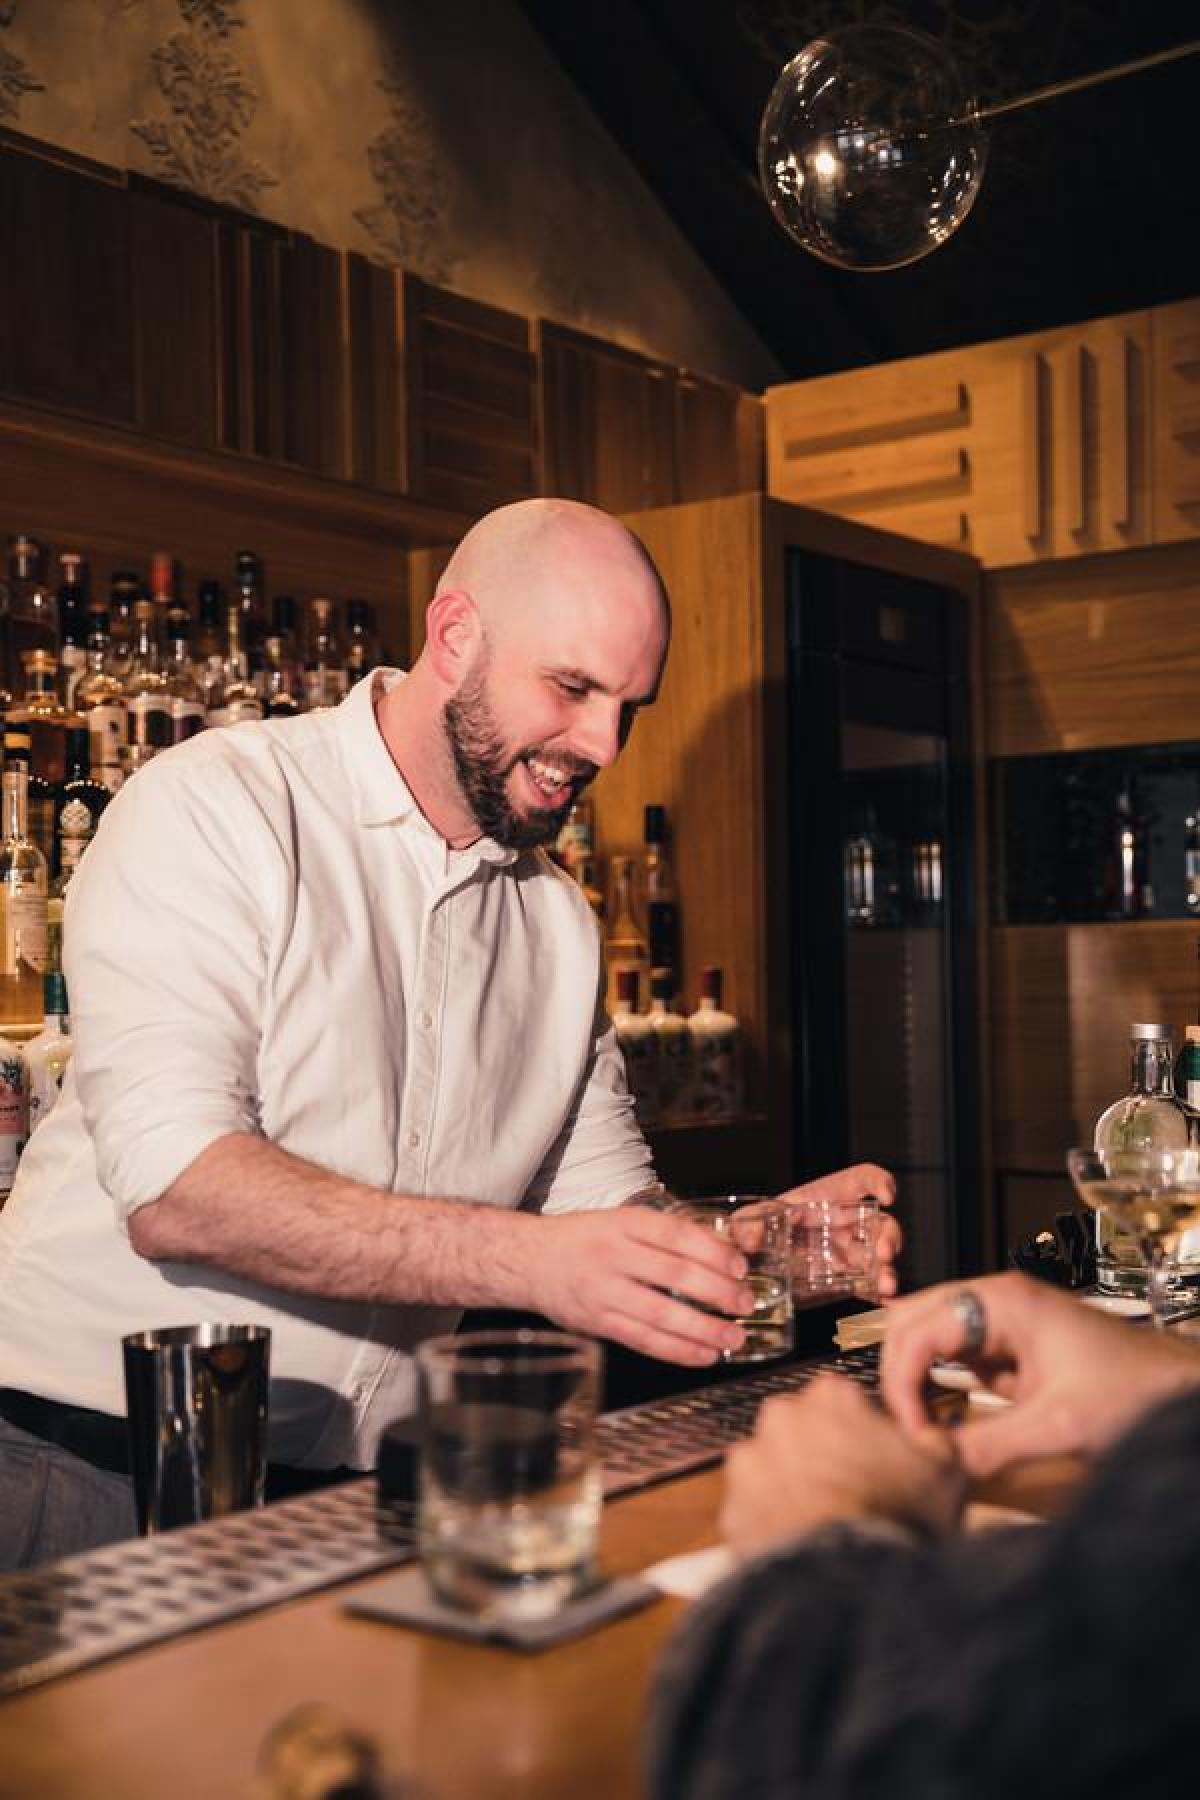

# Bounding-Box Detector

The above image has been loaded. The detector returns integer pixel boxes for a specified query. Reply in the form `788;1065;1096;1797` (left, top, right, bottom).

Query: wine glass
1067;1146;1200;1330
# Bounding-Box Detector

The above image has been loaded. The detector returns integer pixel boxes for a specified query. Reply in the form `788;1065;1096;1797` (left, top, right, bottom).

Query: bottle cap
1186;1025;1200;1045
650;966;674;1000
42;971;68;1018
615;968;639;1006
700;966;724;1005
133;599;156;625
150;552;175;599
21;649;57;675
644;804;667;845
3;728;31;762
1131;1023;1171;1041
167;606;190;637
9;536;42;575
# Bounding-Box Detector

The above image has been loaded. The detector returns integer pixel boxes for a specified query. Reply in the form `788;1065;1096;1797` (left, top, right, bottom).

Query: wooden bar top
0;1455;1081;1800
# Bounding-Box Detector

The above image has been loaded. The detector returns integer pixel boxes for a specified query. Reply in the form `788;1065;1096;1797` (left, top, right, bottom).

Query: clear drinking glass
1067;1146;1200;1330
683;1195;795;1362
415;1331;602;1622
790;1194;884;1300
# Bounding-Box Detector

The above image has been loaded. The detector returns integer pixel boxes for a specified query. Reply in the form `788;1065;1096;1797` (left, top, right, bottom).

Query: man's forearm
127;1132;545;1310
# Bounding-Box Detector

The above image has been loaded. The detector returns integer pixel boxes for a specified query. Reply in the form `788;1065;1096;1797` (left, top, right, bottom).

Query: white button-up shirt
0;671;653;1467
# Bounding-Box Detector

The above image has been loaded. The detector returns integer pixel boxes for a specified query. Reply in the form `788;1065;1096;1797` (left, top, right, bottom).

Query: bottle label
0;885;47;976
128;694;174;750
1187;1080;1200;1110
692;1027;742;1119
171;699;205;743
87;701;128;780
0;1053;28;1190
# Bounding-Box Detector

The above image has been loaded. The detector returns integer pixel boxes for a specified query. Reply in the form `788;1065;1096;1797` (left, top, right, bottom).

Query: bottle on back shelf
0;1035;29;1203
304;598;347;711
55;553;88;709
263;635;302;717
1105;775;1153;918
643;805;680;994
0;741;48;1042
611;965;658;1128
1186;815;1200;913
1094;1022;1199;1295
3;537;56;691
53;726;109;896
120;600;173;778
10;650;68;785
23;968;72;1136
207;603;264;728
687;966;743;1121
3;726;54;875
234;551;267;698
646;967;692;1123
74;608;127;794
344;599;377;687
193;580;226;716
149;550;176;613
605;853;649;1014
163;608;205;743
106;572;139;685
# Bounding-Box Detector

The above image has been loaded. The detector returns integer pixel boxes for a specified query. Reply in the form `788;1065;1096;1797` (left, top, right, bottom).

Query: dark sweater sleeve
646;1387;1200;1800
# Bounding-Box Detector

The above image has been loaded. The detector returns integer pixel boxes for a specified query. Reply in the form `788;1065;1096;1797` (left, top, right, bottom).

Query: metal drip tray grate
0;1345;879;1697
598;1345;880;1494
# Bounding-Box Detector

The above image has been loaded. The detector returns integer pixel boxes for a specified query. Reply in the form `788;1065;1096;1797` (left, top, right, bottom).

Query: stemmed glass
1067;1146;1200;1330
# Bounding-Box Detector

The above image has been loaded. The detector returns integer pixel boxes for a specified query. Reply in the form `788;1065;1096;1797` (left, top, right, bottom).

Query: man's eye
556;679;587;699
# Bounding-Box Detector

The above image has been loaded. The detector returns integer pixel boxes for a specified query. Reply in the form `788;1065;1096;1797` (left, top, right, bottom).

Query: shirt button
418;1010;433;1031
407;1129;421;1149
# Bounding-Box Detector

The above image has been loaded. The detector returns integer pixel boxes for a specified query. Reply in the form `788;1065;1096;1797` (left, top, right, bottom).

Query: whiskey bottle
163;608;205;742
207;604;264;728
121;600;173;776
74;609;127;794
303;598;347;711
646;967;692;1123
263;635;302;718
643;805;680;993
611;965;659;1127
10;650;69;784
3;727;55;874
0;750;49;1040
23;969;72;1136
687;966;743;1120
56;553;88;709
605;853;649;1013
53;727;108;895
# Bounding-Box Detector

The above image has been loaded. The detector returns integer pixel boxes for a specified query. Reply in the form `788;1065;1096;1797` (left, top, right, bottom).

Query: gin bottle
1094;1022;1198;1294
687;966;743;1121
611;966;658;1128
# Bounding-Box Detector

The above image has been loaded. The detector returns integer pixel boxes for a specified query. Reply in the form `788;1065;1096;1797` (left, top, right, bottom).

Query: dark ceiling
515;1;1198;379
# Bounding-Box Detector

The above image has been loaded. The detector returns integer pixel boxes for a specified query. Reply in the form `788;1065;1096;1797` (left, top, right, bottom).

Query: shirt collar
333;668;518;868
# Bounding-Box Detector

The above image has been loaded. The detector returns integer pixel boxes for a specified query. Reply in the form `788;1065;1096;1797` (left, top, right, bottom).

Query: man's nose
571;699;623;770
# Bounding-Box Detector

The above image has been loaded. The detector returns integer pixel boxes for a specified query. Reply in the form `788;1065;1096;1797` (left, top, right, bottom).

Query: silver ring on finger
950;1288;988;1357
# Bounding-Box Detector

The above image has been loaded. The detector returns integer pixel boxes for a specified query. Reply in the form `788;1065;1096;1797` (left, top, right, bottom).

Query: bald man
0;500;890;1566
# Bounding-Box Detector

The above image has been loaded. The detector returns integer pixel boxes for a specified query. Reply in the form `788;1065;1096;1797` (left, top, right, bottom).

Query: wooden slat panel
1146;298;1197;546
128;182;218;451
539;320;678;513
674;375;763;501
422;391;537;455
422;320;536;408
991;920;1198;1172
1062;343;1087;536
0;141;134;427
788;443;969;512
1022;350;1048;543
1105;332;1133;531
985;539;1200;755
414;281;529;348
214;216;240;454
776;378;968;457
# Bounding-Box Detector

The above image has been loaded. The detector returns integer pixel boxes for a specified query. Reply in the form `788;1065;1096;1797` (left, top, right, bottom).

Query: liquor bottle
120;600;173;777
4;536;56;688
1094;1023;1196;1295
1105;776;1153;918
611;965;658;1128
56;553;88;709
149;550;176;612
687;966;743;1120
74;609;128;794
643;805;680;992
53;727;109;895
1186;815;1200;913
844;803;899;926
9;649;69;786
605;854;649;1013
0;749;49;1040
263;635;302;718
0;1035;29;1201
556;796;594;876
23;969;72;1136
303;598;347;710
163;608;205;743
234;551;266;697
106;572;139;685
1177;1024;1200;1112
3;727;55;875
344;599;377;686
194;580;226;716
646;967;692;1123
270;595;301;693
207;604;264;728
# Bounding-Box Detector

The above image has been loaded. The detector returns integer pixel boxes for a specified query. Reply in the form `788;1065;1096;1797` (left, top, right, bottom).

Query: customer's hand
719;1373;963;1557
531;1206;754;1365
882;1271;1200;1477
777;1162;902;1296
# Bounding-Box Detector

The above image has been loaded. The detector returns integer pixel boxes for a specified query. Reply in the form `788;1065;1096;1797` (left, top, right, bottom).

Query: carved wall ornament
0;2;43;125
130;0;277;212
354;50;451;280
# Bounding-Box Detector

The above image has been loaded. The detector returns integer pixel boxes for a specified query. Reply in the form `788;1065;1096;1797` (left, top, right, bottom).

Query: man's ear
424;588;481;687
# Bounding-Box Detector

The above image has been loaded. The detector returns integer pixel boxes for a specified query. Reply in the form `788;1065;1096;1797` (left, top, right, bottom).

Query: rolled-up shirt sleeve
525;988;657;1214
63;750;274;1224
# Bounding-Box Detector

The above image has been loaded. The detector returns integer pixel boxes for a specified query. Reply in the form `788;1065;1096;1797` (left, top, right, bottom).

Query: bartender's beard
443;653;594;849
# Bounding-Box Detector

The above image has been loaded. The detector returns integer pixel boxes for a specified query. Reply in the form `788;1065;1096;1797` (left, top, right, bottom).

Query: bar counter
0;1449;1081;1800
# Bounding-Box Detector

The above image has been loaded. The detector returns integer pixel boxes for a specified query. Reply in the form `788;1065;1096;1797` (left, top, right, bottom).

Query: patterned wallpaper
0;0;779;387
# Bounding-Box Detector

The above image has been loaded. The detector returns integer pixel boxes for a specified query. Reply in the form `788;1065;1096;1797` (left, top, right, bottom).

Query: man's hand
530;1206;754;1365
882;1271;1200;1478
719;1373;964;1558
776;1162;902;1297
